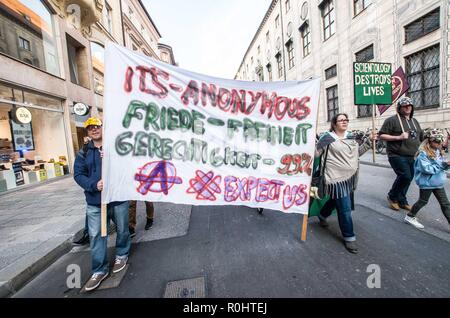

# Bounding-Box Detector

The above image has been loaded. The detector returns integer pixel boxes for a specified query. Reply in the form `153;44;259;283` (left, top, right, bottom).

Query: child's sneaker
404;215;424;229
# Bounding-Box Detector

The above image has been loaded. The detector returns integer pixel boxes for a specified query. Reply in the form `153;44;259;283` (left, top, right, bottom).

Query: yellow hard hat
83;117;102;128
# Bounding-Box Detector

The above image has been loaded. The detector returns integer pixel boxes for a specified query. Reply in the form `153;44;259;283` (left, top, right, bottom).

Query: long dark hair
329;113;348;132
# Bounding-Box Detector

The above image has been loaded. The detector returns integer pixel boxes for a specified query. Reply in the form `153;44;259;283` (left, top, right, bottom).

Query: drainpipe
279;0;287;80
119;0;126;46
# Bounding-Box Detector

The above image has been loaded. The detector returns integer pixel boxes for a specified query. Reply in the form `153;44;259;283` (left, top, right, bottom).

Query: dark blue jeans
388;156;415;205
319;194;355;242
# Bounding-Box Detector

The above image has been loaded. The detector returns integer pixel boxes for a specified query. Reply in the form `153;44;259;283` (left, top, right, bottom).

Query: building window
405;8;440;44
103;3;113;34
91;42;105;94
320;0;335;41
256;66;264;82
355;44;374;62
18;37;30;51
276;53;283;78
300;22;311;57
275;15;280;28
257;45;260;55
286;40;294;69
285;0;291;13
355;44;374;117
325;65;337;79
67;35;89;88
326;85;339;121
405;44;440;109
266;63;272;82
354;0;372;16
0;0;60;76
266;31;270;43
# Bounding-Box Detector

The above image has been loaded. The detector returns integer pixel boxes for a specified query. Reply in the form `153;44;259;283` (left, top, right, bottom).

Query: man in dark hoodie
379;96;423;211
74;117;131;291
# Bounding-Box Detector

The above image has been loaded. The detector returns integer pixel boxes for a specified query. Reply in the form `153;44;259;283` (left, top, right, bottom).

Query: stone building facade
235;0;450;133
0;0;175;192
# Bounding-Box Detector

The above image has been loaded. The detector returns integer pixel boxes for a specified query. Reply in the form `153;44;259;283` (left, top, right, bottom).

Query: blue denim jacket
414;151;449;189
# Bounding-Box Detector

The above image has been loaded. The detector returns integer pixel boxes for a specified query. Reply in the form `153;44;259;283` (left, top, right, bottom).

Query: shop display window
0;85;69;192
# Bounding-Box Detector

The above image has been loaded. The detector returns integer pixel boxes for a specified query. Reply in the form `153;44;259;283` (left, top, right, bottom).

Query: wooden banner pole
101;203;107;237
301;86;321;242
301;214;308;241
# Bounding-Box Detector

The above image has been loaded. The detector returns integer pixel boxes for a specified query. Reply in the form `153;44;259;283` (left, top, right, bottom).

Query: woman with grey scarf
315;113;375;253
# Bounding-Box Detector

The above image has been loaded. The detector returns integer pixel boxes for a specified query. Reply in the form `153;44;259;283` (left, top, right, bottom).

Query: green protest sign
353;62;392;105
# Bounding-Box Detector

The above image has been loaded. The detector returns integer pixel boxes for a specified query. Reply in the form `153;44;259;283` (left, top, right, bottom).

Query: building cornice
123;13;159;59
235;0;278;78
137;0;162;38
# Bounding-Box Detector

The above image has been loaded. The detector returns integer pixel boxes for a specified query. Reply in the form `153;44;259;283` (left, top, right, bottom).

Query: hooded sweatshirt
379;104;423;157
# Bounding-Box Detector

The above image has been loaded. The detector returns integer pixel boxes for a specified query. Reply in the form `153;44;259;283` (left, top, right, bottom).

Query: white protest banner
102;43;320;214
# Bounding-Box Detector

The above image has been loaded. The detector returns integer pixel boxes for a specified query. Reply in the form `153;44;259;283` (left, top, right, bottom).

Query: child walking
405;128;450;229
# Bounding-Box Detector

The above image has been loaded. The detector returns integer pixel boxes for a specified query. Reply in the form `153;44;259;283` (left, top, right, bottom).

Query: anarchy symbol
135;161;182;195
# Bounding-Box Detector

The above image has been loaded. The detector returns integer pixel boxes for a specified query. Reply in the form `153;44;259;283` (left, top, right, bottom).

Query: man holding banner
74;117;131;291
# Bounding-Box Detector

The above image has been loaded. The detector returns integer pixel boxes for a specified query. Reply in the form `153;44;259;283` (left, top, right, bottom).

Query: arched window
0;0;60;75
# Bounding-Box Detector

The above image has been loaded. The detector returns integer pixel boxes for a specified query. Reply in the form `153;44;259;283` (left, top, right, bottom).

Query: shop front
0;83;70;192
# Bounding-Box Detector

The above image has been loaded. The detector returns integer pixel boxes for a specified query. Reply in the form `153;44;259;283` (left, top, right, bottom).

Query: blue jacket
74;141;103;206
414;151;449;189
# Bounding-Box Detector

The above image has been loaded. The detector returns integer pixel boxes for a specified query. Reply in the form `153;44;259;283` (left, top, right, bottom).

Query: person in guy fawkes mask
379;96;423;212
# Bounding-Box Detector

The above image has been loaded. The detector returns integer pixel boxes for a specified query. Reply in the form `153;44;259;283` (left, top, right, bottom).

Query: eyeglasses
87;125;101;131
337;119;350;123
431;139;442;144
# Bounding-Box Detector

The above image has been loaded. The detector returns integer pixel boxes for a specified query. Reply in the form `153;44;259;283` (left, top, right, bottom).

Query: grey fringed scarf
322;131;371;199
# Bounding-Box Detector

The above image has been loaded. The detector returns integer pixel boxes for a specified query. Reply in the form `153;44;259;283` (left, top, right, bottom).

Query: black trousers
408;188;450;224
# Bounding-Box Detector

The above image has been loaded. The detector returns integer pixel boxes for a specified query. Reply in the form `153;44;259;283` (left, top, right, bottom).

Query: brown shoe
387;196;400;211
112;256;128;273
400;204;412;211
85;272;108;291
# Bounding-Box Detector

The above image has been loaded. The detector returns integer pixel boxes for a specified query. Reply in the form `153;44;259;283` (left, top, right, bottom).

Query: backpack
79;143;90;159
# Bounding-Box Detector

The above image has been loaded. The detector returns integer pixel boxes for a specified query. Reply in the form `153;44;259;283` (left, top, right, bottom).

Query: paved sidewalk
0;175;192;298
360;150;450;177
0;176;86;297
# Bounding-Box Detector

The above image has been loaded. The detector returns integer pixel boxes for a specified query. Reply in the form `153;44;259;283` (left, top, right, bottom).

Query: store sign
10;117;35;152
12;162;25;186
353;62;392;105
14;107;32;124
73;102;89;116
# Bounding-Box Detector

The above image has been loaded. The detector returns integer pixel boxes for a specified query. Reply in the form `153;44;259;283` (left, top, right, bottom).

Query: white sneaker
404;215;424;229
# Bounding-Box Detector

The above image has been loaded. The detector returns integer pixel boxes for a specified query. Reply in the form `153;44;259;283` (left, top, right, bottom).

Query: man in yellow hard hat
73;117;131;291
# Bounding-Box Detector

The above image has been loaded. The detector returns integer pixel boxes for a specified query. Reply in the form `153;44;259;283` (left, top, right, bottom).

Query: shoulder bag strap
396;113;406;133
320;145;330;175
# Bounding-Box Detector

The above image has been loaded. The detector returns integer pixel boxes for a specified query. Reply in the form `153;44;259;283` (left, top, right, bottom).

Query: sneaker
112;256;128;273
387;196;400;211
145;218;153;230
404;215;424;229
318;217;329;228
72;232;89;246
84;272;108;291
400;204;412;211
129;227;136;238
344;241;358;254
256;208;263;214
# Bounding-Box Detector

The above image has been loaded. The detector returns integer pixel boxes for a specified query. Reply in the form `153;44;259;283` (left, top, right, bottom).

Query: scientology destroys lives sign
354;62;392;105
102;43;320;214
